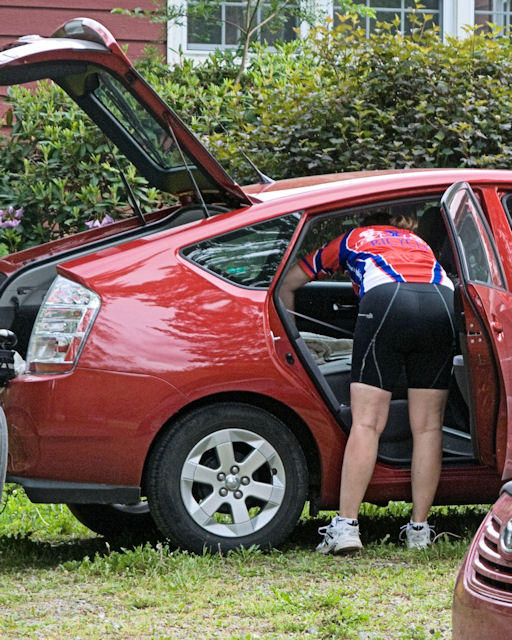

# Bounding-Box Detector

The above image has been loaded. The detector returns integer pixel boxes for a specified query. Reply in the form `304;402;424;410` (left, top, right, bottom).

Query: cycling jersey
300;225;454;299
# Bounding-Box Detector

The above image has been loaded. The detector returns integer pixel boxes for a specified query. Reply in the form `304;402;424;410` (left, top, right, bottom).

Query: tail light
26;276;100;374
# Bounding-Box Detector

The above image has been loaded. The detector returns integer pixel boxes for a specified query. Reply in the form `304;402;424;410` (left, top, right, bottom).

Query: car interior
278;197;476;466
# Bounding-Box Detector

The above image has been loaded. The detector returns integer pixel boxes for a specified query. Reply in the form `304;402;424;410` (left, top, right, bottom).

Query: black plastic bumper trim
6;475;141;505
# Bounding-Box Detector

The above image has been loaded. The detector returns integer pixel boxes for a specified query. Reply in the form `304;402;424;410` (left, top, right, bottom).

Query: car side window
182;212;301;288
445;186;504;288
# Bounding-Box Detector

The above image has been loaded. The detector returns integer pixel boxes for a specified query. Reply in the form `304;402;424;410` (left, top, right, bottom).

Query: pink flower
85;215;115;229
0;206;24;228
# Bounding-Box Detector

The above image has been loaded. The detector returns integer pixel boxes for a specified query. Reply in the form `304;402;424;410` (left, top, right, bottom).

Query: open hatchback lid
0;17;253;208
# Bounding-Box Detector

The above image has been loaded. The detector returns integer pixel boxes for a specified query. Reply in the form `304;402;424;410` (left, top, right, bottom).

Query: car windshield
92;71;182;170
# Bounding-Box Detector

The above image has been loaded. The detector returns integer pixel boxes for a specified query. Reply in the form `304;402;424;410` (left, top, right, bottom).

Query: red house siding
0;1;165;118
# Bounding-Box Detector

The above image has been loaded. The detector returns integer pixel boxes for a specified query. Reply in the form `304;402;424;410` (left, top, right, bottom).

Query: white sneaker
399;521;435;549
316;516;363;554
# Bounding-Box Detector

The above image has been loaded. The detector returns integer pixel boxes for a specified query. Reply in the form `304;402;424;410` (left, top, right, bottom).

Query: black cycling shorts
351;282;455;392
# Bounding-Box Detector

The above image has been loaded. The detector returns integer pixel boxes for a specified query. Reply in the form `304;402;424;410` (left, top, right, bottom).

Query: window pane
405;11;439;33
475;1;493;9
225;4;244;45
446;188;504;288
475;0;512;28
371;11;401;32
92;73;181;169
370;0;400;7
260;7;298;45
188;6;222;45
182;213;301;288
406;0;439;7
187;1;298;48
474;13;494;33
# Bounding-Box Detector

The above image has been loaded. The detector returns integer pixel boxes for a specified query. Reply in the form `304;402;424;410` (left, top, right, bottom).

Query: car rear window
181;212;301;288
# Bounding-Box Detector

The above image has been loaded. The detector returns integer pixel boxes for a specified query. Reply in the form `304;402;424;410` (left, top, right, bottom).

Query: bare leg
408;388;449;522
339;382;392;519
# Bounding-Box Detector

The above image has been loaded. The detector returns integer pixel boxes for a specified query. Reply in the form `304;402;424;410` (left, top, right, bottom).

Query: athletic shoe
399;521;435;549
316;516;363;554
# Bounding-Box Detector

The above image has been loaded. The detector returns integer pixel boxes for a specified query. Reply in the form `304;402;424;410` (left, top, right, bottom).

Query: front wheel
146;403;308;553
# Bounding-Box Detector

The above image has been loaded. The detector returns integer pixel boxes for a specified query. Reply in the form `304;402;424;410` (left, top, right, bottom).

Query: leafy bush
202;18;512;182
135;17;512;184
2;15;512;249
0;82;165;250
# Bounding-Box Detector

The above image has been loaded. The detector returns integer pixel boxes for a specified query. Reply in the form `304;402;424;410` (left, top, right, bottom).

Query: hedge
1;15;512;250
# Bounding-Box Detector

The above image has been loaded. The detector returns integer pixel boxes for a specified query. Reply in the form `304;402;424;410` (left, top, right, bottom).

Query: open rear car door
442;182;512;480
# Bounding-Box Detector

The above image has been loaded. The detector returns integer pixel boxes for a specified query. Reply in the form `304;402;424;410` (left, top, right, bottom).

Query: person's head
361;209;418;232
389;212;418;232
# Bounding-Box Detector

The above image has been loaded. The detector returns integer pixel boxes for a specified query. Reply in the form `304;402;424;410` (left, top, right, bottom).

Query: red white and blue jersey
300;225;454;299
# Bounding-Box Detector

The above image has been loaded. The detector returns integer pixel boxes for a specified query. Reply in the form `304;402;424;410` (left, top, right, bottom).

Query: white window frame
167;0;311;63
166;1;491;64
474;0;512;30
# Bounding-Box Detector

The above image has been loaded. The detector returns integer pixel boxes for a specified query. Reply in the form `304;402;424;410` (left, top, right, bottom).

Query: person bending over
280;212;455;551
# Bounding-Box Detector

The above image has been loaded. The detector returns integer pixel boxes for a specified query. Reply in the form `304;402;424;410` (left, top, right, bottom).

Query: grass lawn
0;486;489;640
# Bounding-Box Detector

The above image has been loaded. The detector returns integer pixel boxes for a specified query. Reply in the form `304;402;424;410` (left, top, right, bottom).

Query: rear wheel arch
141;391;321;505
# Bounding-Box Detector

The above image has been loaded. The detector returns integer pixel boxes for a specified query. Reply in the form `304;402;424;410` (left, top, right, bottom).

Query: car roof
244;168;512;206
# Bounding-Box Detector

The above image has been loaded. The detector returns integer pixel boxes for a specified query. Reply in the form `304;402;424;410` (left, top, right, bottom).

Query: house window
167;1;479;63
186;1;443;52
336;1;442;36
187;1;300;50
475;0;512;31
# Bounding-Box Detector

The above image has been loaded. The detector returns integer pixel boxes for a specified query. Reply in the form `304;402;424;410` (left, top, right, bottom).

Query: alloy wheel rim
180;428;286;538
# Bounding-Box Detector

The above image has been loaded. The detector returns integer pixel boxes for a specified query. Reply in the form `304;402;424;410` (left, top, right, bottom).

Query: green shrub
2;16;512;249
0;82;165;249
202;18;512;182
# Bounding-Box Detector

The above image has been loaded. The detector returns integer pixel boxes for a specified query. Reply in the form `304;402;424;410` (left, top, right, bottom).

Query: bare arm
279;263;311;314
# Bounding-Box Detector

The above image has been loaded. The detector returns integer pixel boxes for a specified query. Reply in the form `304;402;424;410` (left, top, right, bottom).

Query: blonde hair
390;213;418;232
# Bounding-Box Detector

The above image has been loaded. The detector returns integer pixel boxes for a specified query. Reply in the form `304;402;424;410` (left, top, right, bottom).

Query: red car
452;482;512;639
0;18;511;552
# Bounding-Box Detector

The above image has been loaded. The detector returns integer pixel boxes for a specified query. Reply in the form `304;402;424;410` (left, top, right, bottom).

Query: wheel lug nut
230;465;239;474
217;472;226;481
219;488;228;497
234;490;243;499
241;476;250;485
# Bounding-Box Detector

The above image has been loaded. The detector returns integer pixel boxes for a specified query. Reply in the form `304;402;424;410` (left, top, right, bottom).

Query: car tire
146;403;308;553
67;502;159;541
